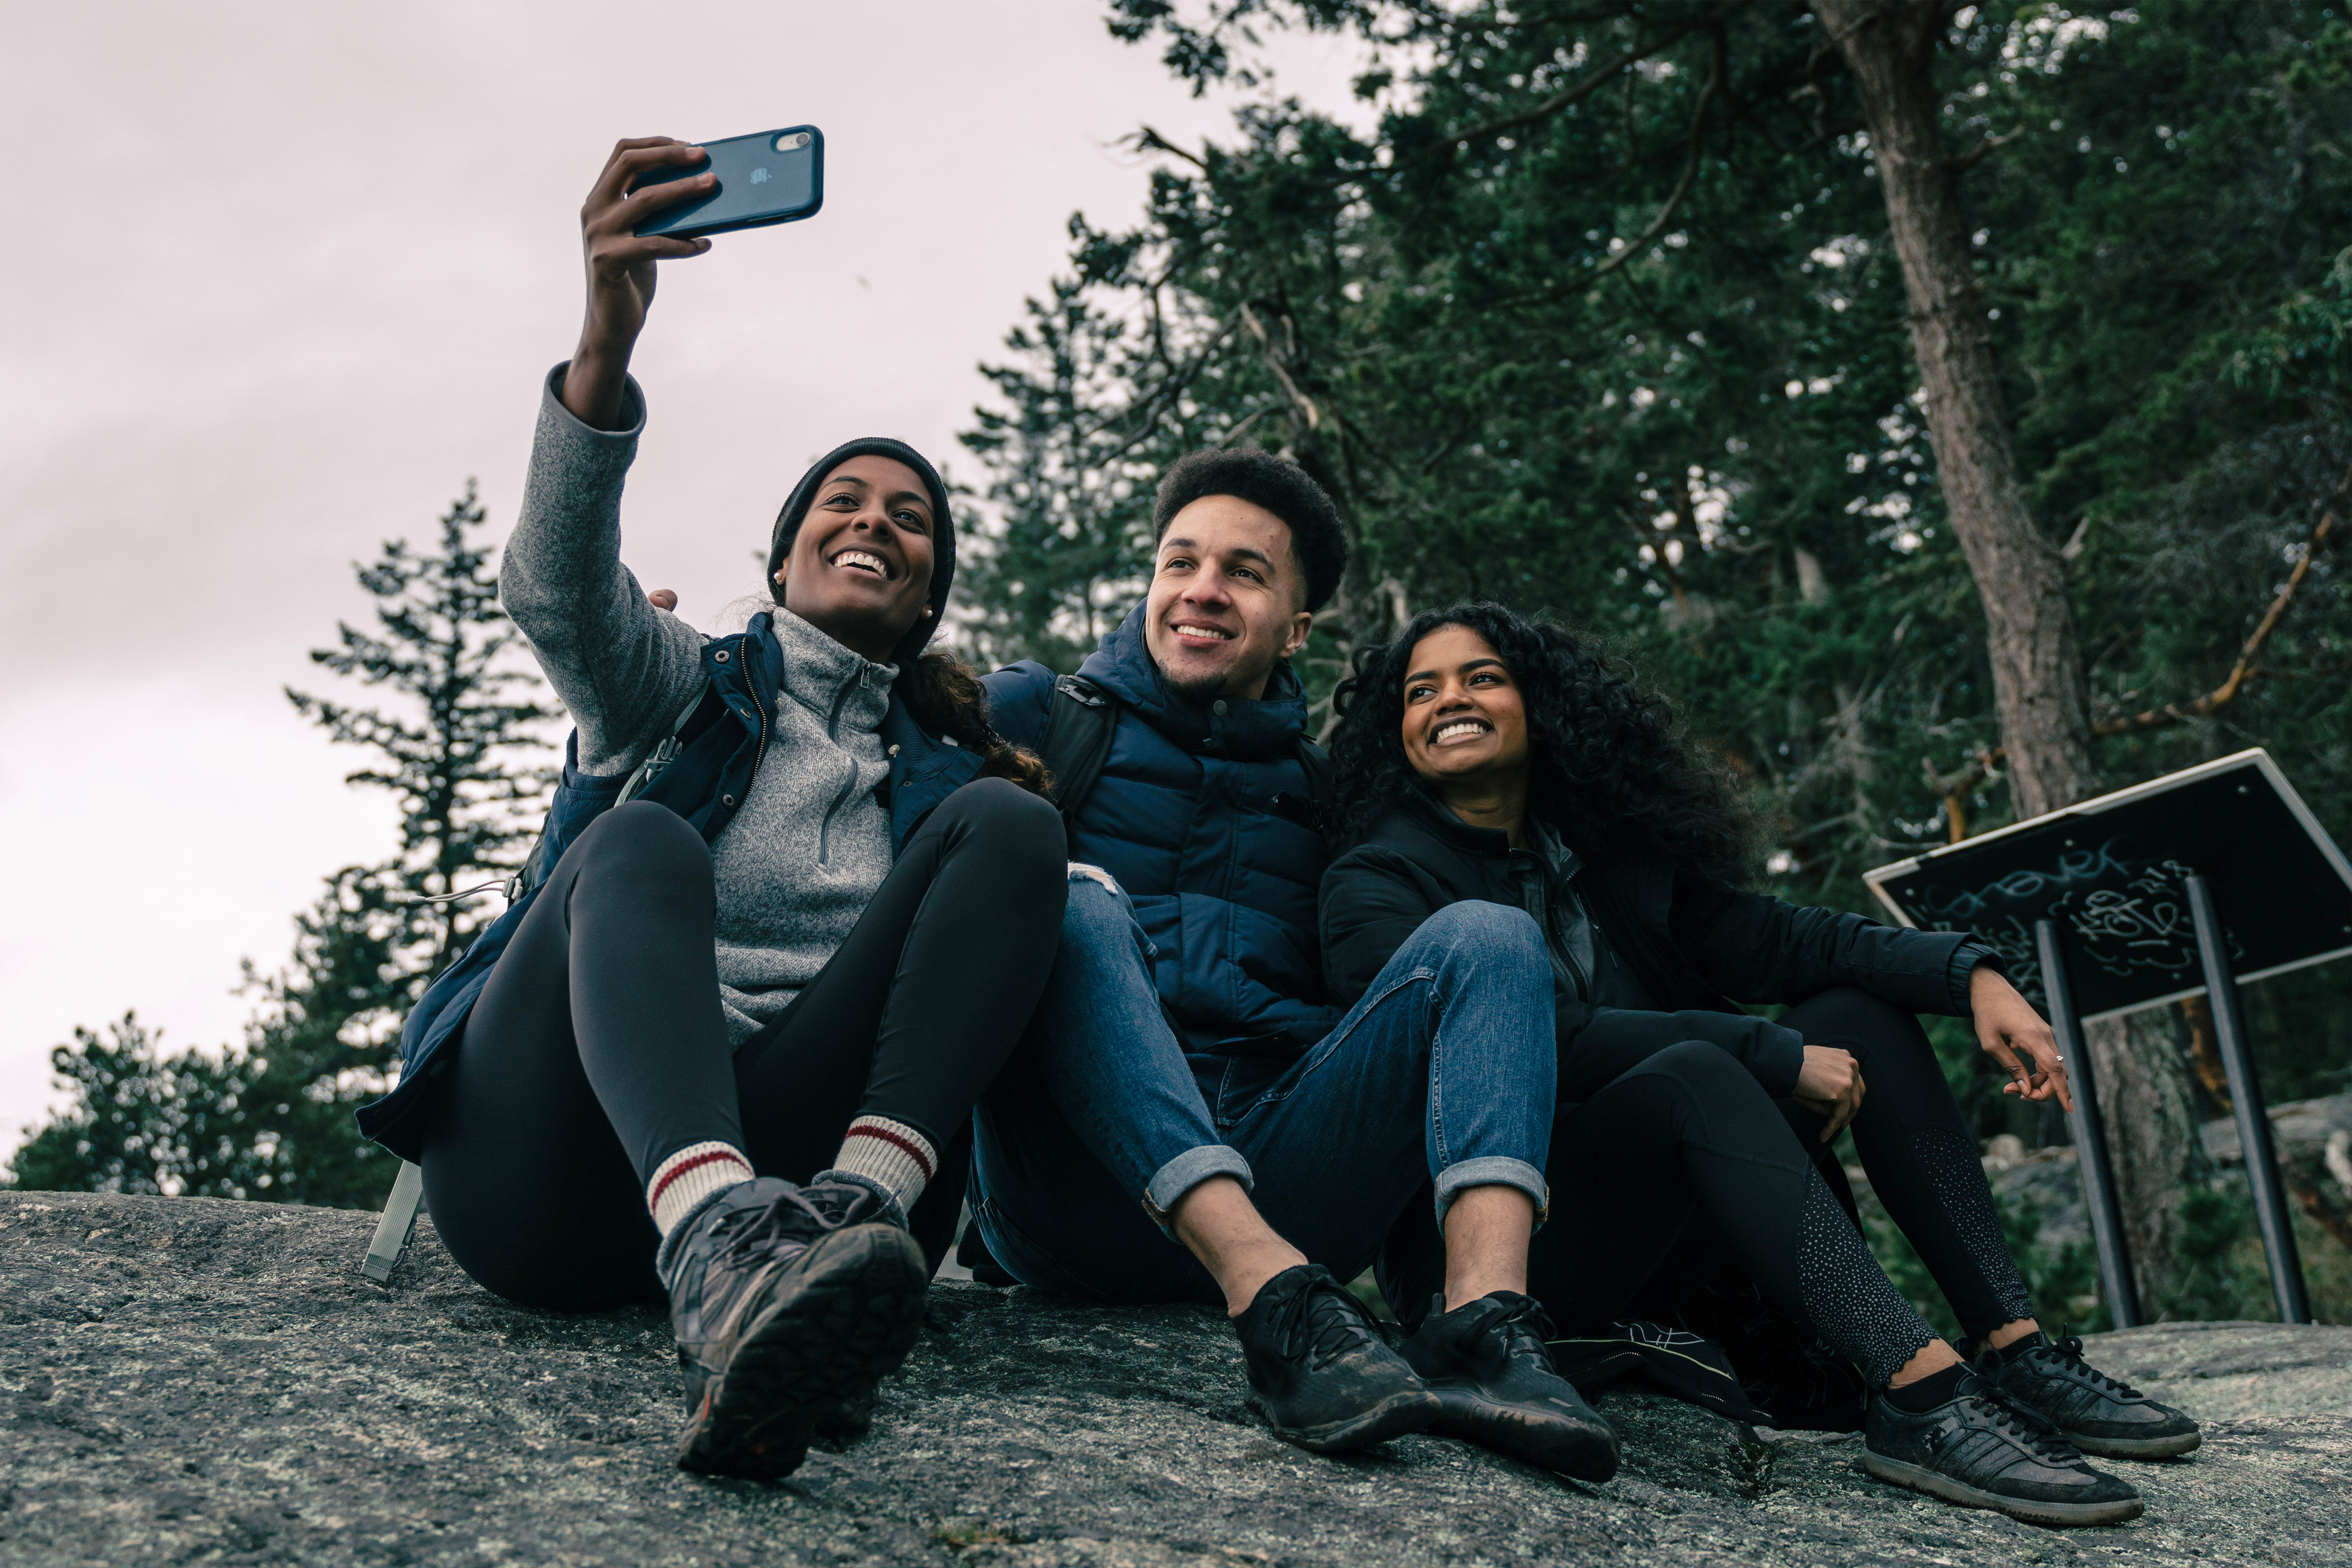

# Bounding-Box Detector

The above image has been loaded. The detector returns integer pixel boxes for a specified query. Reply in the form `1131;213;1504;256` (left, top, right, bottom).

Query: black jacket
1319;796;1994;1101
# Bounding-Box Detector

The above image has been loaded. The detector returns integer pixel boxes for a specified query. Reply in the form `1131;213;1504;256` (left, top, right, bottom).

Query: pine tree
973;0;2352;1317
6;485;557;1207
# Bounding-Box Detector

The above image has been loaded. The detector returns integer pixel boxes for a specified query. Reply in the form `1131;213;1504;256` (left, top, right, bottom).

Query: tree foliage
961;0;2352;1134
7;486;554;1207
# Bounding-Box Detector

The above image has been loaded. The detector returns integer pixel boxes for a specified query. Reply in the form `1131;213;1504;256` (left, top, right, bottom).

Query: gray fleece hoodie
499;365;896;1043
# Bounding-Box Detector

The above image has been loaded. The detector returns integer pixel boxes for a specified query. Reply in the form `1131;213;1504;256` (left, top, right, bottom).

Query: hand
648;589;677;612
1793;1045;1866;1142
563;138;715;429
1973;963;2074;1111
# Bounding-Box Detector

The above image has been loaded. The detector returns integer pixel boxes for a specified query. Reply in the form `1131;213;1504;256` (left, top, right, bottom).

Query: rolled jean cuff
1434;1156;1550;1230
1142;1144;1253;1230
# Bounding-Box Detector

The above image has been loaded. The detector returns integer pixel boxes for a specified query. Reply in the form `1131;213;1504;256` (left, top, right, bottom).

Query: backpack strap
1292;734;1332;807
361;1159;424;1283
508;681;726;902
1040;674;1118;822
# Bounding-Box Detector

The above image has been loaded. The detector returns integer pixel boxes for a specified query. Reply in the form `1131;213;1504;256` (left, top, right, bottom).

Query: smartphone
632;126;824;239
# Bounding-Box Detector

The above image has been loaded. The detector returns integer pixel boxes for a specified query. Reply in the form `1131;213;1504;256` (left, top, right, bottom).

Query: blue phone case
632;126;824;239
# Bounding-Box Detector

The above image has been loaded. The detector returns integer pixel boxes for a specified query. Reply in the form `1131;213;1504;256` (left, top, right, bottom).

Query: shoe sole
1256;1387;1442;1454
2068;1429;2202;1460
677;1224;929;1480
1430;1389;1621;1483
1861;1450;2144;1527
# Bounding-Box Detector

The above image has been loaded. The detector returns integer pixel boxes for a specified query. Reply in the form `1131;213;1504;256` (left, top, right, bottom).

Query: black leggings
419;779;1067;1310
1773;987;2036;1341
1381;988;2036;1386
1529;990;2037;1386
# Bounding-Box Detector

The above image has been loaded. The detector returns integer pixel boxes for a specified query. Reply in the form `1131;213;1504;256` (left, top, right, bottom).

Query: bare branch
1586;30;1726;284
1385;0;1754;176
1947;125;2025;174
1924;459;2352;835
1129;125;1210;173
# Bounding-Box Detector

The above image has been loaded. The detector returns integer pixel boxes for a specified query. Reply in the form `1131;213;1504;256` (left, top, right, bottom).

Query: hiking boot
1863;1357;2143;1528
1977;1330;2201;1460
1231;1264;1441;1453
1402;1292;1619;1481
666;1175;928;1479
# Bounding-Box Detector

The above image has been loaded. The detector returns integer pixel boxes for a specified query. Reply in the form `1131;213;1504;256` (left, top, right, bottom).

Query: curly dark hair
1154;448;1350;612
1325;602;1756;885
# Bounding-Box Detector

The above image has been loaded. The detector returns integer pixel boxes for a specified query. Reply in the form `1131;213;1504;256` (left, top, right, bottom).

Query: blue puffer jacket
358;611;986;1161
984;604;1339;1058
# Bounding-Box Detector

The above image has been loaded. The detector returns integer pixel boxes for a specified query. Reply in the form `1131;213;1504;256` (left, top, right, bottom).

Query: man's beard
1163;666;1235;703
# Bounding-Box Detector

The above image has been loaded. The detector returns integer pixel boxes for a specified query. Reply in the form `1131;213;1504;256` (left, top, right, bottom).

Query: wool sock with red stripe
830;1115;936;1216
647;1140;756;1237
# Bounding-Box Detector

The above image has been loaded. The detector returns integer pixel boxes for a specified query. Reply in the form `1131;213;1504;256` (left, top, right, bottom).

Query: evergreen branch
1586;28;1726;285
1386;0;1753;176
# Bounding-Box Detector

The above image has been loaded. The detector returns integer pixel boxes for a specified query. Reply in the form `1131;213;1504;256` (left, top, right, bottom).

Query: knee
1412;899;1547;979
1801;986;1927;1063
573;800;710;892
1061;872;1142;958
940;777;1068;868
1642;1039;1755;1099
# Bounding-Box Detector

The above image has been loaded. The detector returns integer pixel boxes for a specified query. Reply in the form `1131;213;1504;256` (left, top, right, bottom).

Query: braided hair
897;652;1052;794
1326;602;1755;885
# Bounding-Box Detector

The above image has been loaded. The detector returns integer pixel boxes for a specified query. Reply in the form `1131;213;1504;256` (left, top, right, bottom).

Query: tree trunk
1811;0;2099;816
1812;1;2204;1318
2082;1007;2209;1318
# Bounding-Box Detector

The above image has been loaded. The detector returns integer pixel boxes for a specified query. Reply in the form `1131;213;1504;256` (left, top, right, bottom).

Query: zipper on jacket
735;635;772;815
815;673;862;867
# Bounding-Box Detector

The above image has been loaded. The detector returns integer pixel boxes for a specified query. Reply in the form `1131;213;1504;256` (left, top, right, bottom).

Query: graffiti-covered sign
1864;750;2352;1021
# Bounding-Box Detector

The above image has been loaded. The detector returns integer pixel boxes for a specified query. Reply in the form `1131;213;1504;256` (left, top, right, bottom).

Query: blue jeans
970;873;1555;1305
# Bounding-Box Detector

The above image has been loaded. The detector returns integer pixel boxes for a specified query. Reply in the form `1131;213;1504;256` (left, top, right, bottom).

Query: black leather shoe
1979;1330;2201;1460
1231;1264;1441;1453
1863;1357;2143;1527
1402;1292;1619;1481
666;1176;928;1479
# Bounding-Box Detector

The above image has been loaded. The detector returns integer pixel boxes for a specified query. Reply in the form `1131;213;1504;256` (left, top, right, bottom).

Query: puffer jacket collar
1078;603;1309;761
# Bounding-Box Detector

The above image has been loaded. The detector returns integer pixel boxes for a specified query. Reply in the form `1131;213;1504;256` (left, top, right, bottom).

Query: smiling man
968;451;1617;1479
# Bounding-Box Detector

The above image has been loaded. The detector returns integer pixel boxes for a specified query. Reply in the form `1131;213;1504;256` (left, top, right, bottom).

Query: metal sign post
2186;875;2312;1323
1866;749;2350;1332
2035;919;2140;1328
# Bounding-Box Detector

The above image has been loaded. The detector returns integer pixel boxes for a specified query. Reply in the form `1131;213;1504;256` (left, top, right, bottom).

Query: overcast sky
0;2;1369;1160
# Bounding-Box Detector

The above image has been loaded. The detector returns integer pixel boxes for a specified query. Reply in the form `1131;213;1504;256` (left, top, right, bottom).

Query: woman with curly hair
1319;602;2198;1529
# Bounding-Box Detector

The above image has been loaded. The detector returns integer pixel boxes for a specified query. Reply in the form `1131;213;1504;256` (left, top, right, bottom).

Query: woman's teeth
1433;720;1489;745
834;550;889;578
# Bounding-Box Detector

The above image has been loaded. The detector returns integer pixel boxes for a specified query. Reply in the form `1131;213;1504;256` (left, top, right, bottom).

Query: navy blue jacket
360;612;986;1161
984;605;1338;1059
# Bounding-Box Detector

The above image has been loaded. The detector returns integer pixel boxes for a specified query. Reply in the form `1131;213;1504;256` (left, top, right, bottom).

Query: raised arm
498;138;725;775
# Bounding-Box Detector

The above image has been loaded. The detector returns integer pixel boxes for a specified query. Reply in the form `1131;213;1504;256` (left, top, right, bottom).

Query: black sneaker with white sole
1401;1292;1619;1481
1977;1330;2201;1460
666;1176;929;1479
1232;1264;1441;1453
1863;1357;2143;1528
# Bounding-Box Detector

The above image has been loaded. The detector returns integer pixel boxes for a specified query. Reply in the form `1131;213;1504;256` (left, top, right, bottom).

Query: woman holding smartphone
359;138;1068;1480
1314;602;2198;1529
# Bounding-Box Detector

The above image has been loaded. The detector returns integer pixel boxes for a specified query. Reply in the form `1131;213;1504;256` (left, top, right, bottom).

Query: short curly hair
1153;448;1350;612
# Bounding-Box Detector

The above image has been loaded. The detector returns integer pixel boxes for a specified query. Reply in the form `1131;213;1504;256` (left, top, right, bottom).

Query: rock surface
4;1191;2349;1567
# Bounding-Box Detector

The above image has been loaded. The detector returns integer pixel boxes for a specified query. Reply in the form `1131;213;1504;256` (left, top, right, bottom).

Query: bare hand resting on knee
1793;1046;1866;1141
